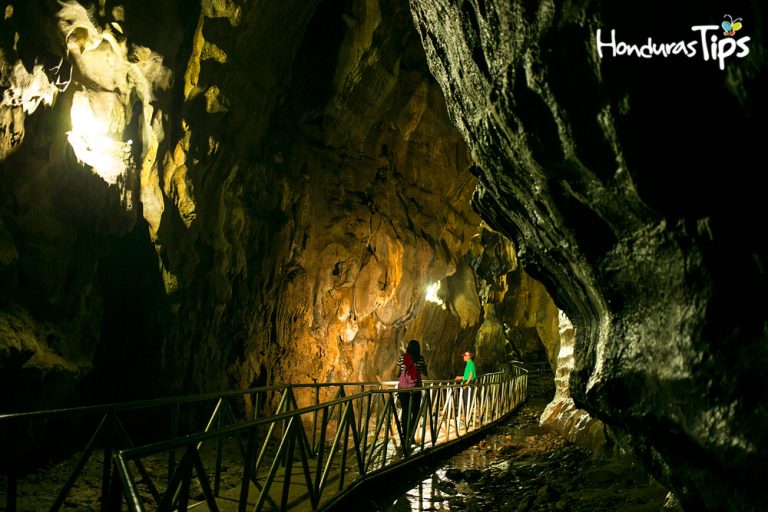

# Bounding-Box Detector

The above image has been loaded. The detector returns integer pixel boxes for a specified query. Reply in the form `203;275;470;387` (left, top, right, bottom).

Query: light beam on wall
425;281;444;306
67;91;133;184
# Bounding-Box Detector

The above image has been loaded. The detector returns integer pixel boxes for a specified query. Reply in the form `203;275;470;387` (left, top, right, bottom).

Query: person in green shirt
454;349;476;429
454;350;476;385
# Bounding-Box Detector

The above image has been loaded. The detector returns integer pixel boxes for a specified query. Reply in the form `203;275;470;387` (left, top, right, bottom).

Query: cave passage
2;1;766;511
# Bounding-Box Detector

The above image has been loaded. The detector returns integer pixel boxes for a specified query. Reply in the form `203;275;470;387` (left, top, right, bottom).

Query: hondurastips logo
596;14;751;70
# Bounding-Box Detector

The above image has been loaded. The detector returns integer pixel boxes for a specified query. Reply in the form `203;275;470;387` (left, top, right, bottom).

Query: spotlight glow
425;281;444;305
67;92;132;184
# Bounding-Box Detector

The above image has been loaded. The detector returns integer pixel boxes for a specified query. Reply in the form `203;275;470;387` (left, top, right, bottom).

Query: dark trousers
398;391;422;443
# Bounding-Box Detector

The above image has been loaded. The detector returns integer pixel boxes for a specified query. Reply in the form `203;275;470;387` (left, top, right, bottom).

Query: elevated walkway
1;368;527;511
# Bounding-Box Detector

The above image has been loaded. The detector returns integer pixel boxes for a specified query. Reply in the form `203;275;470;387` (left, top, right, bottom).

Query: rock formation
0;0;559;411
409;0;767;510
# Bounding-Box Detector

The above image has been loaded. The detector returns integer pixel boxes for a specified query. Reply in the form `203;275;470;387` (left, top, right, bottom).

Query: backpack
398;353;420;389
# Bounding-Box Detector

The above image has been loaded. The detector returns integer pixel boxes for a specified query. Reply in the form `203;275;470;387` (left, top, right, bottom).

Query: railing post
361;393;373;461
99;412;115;512
313;407;327;497
468;385;475;431
280;419;297;510
105;459;122;511
169;403;179;482
280;388;293;467
457;385;464;436
381;396;392;468
3;419;19;512
311;380;319;454
237;426;257;512
357;385;364;440
178;451;192;512
214;401;224;496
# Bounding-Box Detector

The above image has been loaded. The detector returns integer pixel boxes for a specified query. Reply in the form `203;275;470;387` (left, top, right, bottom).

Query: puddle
346;423;534;511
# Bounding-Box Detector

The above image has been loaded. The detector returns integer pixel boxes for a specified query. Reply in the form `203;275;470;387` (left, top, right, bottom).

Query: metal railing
510;360;551;374
0;369;528;511
0;381;385;511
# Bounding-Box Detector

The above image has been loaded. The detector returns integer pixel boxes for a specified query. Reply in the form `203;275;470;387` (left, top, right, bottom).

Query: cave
1;1;766;511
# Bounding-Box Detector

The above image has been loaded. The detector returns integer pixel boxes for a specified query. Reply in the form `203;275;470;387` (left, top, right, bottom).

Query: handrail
509;360;550;374
0;381;386;511
0;370;528;511
115;370;527;511
0;381;389;421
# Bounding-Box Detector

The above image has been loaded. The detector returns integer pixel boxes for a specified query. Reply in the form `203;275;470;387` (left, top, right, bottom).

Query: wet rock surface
353;374;671;511
408;2;768;509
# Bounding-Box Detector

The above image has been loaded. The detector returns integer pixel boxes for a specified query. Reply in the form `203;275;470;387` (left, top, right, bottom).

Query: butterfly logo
722;14;743;37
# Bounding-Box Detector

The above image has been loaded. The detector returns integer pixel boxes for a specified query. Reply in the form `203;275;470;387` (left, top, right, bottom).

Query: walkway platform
1;370;528;512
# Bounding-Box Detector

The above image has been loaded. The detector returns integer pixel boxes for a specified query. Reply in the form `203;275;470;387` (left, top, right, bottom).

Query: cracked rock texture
409;0;767;510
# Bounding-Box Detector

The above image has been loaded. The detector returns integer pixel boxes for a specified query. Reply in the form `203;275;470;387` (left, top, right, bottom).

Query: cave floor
346;373;672;512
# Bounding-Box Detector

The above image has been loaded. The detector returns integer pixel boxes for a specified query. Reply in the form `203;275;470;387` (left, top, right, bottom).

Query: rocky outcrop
540;311;606;455
470;226;559;370
409;0;767;510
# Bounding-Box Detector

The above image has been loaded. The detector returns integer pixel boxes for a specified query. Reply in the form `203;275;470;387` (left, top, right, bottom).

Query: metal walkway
1;368;528;511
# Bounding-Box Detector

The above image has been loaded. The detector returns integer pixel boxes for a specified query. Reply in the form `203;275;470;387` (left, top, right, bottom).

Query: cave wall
152;0;493;391
136;0;563;391
0;0;185;406
470;225;559;370
5;4;764;510
408;0;767;510
0;0;562;416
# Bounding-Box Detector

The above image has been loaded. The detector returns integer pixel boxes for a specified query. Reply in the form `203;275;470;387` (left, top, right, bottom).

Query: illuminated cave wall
138;0;563;391
0;0;561;413
0;0;191;406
